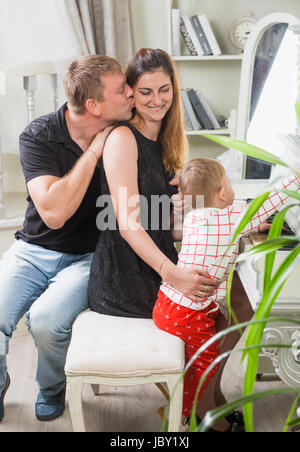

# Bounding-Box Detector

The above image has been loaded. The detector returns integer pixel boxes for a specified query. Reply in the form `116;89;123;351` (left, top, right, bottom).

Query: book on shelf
179;17;197;56
181;15;204;56
181;89;201;130
171;9;181;56
190;15;213;56
198;14;222;56
195;89;221;129
181;97;193;131
186;88;214;130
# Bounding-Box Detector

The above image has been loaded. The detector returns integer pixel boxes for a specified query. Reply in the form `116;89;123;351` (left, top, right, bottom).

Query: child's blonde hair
179;158;226;208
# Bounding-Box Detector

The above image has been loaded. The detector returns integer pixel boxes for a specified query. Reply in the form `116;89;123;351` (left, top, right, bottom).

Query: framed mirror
234;12;300;182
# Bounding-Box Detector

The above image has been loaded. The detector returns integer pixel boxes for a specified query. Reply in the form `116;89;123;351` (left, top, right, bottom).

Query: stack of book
181;88;221;131
171;9;222;56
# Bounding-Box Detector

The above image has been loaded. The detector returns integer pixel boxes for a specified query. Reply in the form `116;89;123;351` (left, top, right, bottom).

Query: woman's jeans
0;240;93;396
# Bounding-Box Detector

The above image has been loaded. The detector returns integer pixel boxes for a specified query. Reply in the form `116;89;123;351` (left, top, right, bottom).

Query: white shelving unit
185;128;229;136
173;55;243;61
166;0;243;147
166;0;300;159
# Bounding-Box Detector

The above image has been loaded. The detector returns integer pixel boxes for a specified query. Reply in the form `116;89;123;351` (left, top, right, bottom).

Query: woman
88;48;218;319
88;49;246;432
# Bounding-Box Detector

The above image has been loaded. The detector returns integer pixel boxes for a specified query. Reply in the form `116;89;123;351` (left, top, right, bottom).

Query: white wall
128;0;300;160
3;0;300;201
129;0;169;52
129;0;300;52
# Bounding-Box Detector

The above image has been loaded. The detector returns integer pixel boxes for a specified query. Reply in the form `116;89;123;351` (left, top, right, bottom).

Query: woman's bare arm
103;127;218;302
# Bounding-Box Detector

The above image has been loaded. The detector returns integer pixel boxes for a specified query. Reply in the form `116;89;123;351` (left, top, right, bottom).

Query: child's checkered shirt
161;174;300;318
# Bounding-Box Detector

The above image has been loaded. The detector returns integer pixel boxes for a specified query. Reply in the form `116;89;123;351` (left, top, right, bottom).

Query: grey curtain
64;0;133;68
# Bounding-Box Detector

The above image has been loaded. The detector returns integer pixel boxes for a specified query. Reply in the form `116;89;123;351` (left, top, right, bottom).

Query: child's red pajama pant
153;290;220;417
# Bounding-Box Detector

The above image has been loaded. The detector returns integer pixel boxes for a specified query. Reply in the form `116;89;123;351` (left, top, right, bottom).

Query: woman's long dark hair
125;48;188;175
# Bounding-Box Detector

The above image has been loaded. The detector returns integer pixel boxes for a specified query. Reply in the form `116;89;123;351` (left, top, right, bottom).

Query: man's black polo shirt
15;103;101;254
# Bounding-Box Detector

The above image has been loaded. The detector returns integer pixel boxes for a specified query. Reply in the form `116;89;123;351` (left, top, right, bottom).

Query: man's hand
87;125;115;160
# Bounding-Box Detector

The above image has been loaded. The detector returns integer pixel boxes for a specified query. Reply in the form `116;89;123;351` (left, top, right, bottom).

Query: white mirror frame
235;12;300;179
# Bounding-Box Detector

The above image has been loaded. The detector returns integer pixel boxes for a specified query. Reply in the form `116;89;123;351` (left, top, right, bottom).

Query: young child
153;157;300;423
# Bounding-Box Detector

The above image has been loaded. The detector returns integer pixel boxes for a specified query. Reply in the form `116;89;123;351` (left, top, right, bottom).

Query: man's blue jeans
0;240;93;396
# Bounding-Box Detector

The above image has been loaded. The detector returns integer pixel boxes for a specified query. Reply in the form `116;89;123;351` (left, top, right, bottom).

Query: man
0;54;134;422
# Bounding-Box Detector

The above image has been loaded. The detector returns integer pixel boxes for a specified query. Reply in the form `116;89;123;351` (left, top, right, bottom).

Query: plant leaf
236;236;299;262
225;264;236;323
230;192;271;246
243;245;300;431
246;244;300;348
196;387;300;432
264;205;299;290
287;417;300;427
281;189;300;203
283;394;300;432
203;134;300;178
295;100;300;125
191;343;293;427
162;318;300;432
188;411;197;432
203;134;289;167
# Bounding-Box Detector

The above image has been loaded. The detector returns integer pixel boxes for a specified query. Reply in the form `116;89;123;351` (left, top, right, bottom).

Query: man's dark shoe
0;373;10;422
35;387;65;421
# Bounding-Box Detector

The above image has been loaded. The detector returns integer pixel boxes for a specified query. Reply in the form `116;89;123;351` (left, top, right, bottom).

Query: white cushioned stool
65;310;185;432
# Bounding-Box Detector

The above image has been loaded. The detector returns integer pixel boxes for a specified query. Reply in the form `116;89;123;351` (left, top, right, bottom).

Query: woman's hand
169;175;191;235
169;176;185;220
161;261;219;303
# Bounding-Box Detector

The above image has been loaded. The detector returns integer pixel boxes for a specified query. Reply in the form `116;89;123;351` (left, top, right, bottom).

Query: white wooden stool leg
50;74;59;112
166;374;183;432
23;75;36;123
91;384;100;395
0;151;6;219
67;377;86;432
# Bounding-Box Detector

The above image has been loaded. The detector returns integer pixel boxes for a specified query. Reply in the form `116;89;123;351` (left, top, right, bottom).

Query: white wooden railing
0;58;74;225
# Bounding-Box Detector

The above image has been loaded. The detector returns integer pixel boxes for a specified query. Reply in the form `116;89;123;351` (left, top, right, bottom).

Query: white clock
229;13;257;53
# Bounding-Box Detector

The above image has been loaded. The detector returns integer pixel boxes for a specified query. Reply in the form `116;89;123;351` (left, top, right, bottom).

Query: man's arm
27;127;112;230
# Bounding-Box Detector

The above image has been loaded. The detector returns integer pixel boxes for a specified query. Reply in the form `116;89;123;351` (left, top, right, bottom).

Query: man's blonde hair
63;54;121;115
179;158;226;208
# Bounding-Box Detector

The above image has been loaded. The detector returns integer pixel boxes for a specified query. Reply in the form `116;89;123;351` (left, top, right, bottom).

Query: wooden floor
0;332;299;433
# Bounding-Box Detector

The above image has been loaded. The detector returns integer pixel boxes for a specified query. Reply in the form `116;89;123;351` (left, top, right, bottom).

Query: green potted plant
163;119;300;433
189;129;300;432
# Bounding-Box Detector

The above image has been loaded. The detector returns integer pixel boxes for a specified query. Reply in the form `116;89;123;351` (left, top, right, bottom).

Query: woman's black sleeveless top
88;122;178;318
